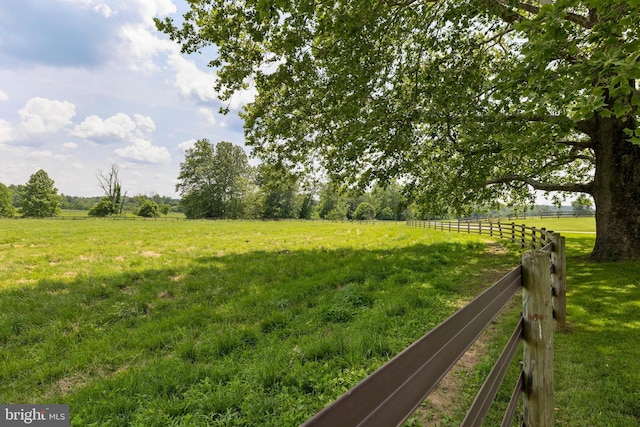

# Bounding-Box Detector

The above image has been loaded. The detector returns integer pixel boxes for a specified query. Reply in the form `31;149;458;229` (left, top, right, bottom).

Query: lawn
424;218;640;426
1;218;637;426
0;219;521;426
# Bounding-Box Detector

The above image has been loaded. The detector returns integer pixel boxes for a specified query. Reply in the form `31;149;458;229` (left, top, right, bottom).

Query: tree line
0;140;594;221
175;139;411;221
0;169;179;219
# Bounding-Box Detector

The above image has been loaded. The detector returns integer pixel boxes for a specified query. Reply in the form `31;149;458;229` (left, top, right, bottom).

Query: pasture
0;218;638;426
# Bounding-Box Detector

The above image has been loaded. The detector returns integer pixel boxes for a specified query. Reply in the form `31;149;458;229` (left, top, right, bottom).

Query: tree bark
589;115;640;261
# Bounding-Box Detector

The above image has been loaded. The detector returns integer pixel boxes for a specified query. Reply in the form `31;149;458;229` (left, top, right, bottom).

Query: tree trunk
590;116;640;262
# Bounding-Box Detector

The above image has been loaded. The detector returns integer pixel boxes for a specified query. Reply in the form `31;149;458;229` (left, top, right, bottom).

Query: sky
0;0;254;198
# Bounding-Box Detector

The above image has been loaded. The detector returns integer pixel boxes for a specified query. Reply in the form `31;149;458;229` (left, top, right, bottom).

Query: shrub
354;202;375;220
137;200;159;217
88;198;116;217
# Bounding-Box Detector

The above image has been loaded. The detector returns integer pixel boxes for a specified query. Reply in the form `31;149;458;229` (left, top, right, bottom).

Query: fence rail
302;224;565;427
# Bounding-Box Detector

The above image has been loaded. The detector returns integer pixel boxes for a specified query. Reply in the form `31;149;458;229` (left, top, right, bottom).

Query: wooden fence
301;224;565;426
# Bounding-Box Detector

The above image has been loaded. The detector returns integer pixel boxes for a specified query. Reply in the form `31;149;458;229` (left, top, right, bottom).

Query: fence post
531;227;537;250
522;251;554;427
511;222;515;243
551;234;567;331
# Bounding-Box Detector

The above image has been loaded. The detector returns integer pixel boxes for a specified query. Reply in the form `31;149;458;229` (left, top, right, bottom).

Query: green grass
424;218;639;426
0;219;520;426
2;218;637;426
509;217;595;234
553;235;640;426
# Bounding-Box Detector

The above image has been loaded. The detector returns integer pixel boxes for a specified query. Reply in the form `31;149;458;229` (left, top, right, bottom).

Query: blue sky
0;0;253;197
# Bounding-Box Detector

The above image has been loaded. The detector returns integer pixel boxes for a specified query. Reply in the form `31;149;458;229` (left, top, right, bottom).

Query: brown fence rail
302;226;564;427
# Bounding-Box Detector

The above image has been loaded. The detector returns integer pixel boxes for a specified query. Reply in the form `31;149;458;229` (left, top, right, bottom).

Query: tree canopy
176;139;251;219
159;1;640;261
0;183;16;217
20;169;60;218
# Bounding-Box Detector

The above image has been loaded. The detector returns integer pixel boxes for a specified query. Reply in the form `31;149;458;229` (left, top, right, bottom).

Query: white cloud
198;108;217;125
134;114;155;135
177;138;197;152
17;97;76;136
168;54;218;102
132;0;177;21
117;23;176;71
0;90;9;102
115;138;170;164
0;119;12;143
60;0;114;17
72;113;136;140
29;150;54;158
63;142;78;149
0;97;77;144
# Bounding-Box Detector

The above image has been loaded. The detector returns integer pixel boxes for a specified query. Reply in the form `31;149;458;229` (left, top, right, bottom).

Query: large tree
158;1;640;260
176;139;251;218
20;169;60;218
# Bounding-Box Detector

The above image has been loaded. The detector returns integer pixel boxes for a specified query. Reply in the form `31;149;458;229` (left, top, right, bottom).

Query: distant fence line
458;210;594;222
302;222;566;426
6;216;406;224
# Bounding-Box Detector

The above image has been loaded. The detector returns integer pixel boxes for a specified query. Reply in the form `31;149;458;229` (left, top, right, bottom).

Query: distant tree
377;206;394;220
9;184;24;208
159;204;171;216
61;195;100;210
318;184;347;219
257;164;301;219
96;164;125;215
88;198;116;217
354;202;376;220
298;194;314;219
572;195;594;217
20;169;60;217
137;200;160;217
176;139;251;219
0;183;16;217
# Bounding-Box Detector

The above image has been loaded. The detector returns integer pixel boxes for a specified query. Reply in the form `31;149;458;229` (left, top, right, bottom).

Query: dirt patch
414;327;492;425
140;251;162;258
47;372;90;398
157;290;172;299
415;255;519;425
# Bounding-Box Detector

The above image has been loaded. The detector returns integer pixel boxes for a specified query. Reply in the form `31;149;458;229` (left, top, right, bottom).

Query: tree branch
556;139;595;149
487;175;594;194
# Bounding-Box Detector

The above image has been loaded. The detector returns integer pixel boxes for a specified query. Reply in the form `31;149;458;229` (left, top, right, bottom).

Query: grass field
0;218;638;426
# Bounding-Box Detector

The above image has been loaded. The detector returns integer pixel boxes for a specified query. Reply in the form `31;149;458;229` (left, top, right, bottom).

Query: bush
137;200;159;217
88;198;116;217
377;206;394;220
354;202;375;220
